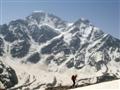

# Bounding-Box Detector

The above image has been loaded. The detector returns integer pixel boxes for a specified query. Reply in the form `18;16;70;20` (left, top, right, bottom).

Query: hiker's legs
73;80;75;87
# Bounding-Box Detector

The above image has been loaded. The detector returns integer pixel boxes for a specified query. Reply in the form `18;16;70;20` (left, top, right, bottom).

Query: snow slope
70;79;120;90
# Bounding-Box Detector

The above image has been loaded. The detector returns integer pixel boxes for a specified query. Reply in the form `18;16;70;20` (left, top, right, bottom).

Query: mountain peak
74;18;90;25
26;11;67;30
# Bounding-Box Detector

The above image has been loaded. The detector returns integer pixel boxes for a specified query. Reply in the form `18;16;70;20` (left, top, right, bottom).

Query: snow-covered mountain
0;11;120;90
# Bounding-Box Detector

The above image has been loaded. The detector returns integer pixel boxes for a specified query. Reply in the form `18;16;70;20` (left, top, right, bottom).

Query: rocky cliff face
0;61;18;89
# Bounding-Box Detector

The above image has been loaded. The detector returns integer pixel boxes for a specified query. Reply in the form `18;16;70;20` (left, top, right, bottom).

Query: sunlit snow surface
70;79;120;90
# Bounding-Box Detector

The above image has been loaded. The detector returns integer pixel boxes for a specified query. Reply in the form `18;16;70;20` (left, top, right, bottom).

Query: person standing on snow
71;74;77;87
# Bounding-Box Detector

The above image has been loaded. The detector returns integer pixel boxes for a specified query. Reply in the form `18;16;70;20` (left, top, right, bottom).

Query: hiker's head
75;74;77;77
